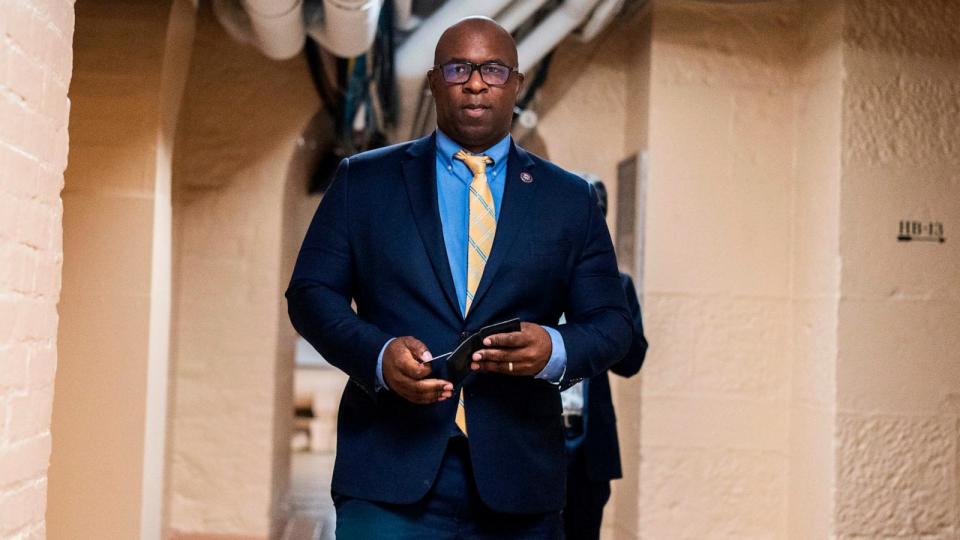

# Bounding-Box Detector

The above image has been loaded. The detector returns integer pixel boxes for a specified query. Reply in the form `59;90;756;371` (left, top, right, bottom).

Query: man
561;177;648;540
286;17;632;539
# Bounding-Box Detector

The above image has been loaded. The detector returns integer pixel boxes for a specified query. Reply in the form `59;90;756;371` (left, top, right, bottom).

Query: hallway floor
284;451;336;540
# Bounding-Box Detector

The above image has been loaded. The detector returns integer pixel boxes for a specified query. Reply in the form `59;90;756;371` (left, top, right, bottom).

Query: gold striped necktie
453;148;496;436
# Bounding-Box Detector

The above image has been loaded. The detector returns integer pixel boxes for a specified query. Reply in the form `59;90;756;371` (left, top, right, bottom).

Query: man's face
429;23;524;153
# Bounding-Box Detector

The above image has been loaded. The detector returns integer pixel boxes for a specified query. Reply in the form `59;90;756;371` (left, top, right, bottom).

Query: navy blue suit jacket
580;273;648;482
285;133;632;514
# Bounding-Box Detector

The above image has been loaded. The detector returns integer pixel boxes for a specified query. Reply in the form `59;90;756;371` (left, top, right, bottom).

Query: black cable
373;0;398;128
304;38;337;119
517;51;554;112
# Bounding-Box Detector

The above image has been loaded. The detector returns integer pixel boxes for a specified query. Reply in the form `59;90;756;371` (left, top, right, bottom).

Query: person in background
562;176;648;540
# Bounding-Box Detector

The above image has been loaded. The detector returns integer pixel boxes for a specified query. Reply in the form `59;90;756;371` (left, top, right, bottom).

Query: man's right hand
382;336;453;404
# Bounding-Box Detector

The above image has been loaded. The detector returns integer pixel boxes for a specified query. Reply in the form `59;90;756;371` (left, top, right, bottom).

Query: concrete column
788;1;842;537
166;4;318;538
0;0;74;538
835;1;960;537
642;1;801;537
642;0;960;537
47;2;194;539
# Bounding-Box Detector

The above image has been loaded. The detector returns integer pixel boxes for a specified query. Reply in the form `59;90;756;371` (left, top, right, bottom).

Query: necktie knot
454;149;494;177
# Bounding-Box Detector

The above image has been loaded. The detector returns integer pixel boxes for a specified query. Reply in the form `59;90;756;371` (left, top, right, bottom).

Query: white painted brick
53;123;69;172
7;47;45;110
27;344;56;388
0;2;71;536
0;42;8;86
0;480;46;536
0;100;28;151
25;522;46;540
0;301;17;343
2;2;33;52
0;435;51;489
33;251;60;295
0;395;7;439
7;386;53;440
0;148;39;200
0;196;16;246
24;110;52;164
41;76;67;124
49;1;74;40
0;348;28;394
15;200;45;251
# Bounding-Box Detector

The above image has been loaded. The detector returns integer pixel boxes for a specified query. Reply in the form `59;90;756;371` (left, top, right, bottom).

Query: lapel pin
520;171;533;183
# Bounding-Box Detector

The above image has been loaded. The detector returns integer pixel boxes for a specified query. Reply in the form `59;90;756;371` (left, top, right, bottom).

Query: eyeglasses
433;61;519;86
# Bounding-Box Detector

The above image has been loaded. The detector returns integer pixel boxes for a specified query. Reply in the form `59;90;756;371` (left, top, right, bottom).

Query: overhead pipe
242;0;305;60
576;0;626;42
516;0;602;71
394;0;415;31
393;0;517;140
305;0;385;58
498;0;552;33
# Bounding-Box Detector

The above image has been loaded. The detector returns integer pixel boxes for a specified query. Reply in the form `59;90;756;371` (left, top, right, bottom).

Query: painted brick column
46;2;194;539
642;1;800;536
0;0;75;538
835;2;960;537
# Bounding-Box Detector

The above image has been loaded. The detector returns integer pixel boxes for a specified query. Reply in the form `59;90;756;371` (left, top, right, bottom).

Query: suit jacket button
459;331;470;341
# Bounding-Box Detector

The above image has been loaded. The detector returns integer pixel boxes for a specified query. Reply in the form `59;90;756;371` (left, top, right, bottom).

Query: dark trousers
563;447;611;540
334;436;562;539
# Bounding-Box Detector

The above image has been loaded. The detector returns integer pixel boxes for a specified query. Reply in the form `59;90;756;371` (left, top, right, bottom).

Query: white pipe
394;0;413;30
393;0;517;140
498;0;552;33
307;0;384;58
511;108;539;141
516;0;601;70
243;0;305;60
577;0;625;42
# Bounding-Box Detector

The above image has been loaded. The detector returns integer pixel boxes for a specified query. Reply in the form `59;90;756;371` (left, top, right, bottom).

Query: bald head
434;17;518;70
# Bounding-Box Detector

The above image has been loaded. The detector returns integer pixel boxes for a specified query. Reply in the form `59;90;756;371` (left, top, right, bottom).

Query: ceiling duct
212;0;305;60
305;0;385;59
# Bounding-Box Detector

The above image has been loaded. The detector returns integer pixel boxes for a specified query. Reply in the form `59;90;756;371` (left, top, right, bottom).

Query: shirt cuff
375;338;395;391
535;326;567;384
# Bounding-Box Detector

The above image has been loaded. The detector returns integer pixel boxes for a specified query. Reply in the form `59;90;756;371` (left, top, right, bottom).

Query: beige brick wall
642;2;800;536
836;1;960;537
0;0;75;538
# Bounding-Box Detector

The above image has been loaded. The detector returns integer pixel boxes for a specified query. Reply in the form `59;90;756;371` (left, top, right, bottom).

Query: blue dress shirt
375;130;566;389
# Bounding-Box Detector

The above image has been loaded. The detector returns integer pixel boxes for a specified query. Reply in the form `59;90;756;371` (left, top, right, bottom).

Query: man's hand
470;322;552;376
382;336;453;404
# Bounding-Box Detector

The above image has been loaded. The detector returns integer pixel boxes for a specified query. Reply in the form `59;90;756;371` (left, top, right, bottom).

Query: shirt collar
435;129;512;171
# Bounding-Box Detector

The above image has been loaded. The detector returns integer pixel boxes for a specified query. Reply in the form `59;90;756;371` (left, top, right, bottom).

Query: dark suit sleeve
609;273;648;378
556;183;633;387
285;158;393;395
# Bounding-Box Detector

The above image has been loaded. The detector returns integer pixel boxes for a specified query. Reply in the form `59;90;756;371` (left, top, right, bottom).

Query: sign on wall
897;220;946;243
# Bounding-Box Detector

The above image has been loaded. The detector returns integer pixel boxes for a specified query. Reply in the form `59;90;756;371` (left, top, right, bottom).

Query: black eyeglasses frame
431;61;521;86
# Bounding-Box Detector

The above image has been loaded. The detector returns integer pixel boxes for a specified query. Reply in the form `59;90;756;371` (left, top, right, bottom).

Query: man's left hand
470;321;552;376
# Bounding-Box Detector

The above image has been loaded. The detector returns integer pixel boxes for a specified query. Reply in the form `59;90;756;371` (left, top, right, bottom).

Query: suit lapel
467;141;538;320
402;134;464;321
